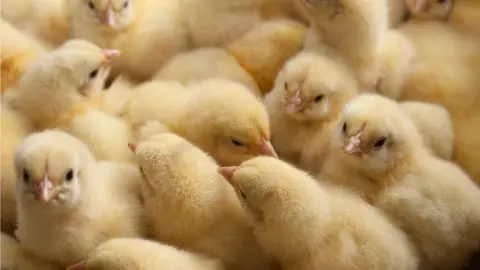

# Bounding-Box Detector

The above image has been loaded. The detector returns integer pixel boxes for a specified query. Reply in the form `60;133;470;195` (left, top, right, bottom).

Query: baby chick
68;0;189;82
220;156;418;270
405;0;453;21
1;232;62;270
8;39;136;163
155;47;261;96
14;130;145;267
1;18;46;93
400;101;454;160
131;133;277;270
66;238;224;270
264;51;358;173
319;93;480;270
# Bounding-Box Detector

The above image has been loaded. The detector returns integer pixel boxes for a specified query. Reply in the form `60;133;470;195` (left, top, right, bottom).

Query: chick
220;156;418;270
405;0;453;21
131;133;277;270
1;104;34;234
400;101;454;160
1;232;62;270
155;47;261;96
125;78;277;166
8;39;136;163
66;238;224;270
264;51;358;172
68;0;189;82
319;93;480;270
1;18;46;93
14;130;145;267
387;0;408;27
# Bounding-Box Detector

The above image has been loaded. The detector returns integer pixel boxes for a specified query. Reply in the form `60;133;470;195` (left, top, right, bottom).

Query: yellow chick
155;47;261;96
405;0;453;21
219;156;418;270
398;21;480;183
1;232;62;270
66;238;225;270
68;0;189;82
264;51;358;173
298;0;415;99
8;39;136;163
0;18;46;93
319;93;480;270
14;130;145;267
124;78;277;166
130;133;278;270
0;103;34;235
400;101;454;160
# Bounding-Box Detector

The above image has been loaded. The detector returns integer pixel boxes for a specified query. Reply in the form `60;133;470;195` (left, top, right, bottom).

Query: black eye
88;1;95;9
313;95;324;102
284;82;288;90
139;166;146;178
231;139;245;147
342;122;347;133
438;0;446;3
123;0;129;8
89;69;99;79
65;169;74;182
23;169;30;184
373;137;387;148
240;191;247;201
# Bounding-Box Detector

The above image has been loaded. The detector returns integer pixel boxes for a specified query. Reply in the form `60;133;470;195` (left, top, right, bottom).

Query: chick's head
333;93;423;175
277;53;358;121
184;79;278;166
78;0;136;30
405;0;453;20
14;131;96;210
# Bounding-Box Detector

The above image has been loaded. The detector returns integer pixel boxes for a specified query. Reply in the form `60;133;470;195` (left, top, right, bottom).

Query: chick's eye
89;69;99;79
65;169;74;182
313;94;324;102
342;122;347;133
22;169;30;184
373;137;387;148
231;139;245;147
139;166;146;177
88;1;95;10
239;190;247;201
123;0;129;8
437;0;446;3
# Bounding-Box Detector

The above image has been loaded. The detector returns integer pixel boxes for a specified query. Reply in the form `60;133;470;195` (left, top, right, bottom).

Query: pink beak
286;90;302;114
101;6;116;26
36;174;54;202
260;138;278;158
101;49;120;66
414;0;428;12
218;166;238;183
343;134;364;155
128;142;137;153
67;260;87;270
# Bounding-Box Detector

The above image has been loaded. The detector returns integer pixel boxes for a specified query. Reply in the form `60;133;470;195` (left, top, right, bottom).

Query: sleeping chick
68;0;189;82
219;156;418;270
8;39;136;163
155;47;261;96
1;232;62;270
400;101;453;160
66;238;224;270
1;18;46;93
264;51;358;173
405;0;453;21
14;130;145;267
319;93;480;270
125;78;277;166
1;104;35;235
131;133;277;270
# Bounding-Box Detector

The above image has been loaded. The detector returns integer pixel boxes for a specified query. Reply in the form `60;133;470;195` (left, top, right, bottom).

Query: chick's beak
101;6;116;26
344;133;364;155
101;49;120;67
218;166;238;183
260;138;278;158
67;260;87;270
36;174;54;203
286;89;302;115
128;142;137;153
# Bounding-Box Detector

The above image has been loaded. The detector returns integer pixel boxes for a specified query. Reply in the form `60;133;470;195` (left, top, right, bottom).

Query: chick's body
15;131;145;267
319;94;480;270
222;157;418;270
67;238;225;270
133;133;276;270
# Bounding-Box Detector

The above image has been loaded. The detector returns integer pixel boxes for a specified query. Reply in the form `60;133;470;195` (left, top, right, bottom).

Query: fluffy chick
1;104;35;234
131;133;277;270
405;0;453;21
68;0;189;82
14;130;145;267
400;101;453;160
220;156;418;270
66;238;224;270
264;51;358;173
8;39;136;163
1;18;46;93
1;232;62;270
319;93;480;270
155;47;261;96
